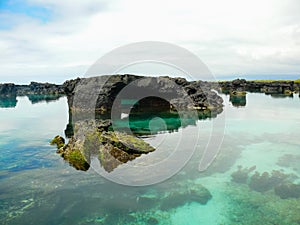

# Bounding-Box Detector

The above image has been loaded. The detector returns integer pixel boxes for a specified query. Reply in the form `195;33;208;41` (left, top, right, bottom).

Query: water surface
0;93;299;224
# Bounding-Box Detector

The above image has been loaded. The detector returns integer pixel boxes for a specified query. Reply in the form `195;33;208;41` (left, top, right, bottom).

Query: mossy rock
50;135;65;149
98;143;141;172
100;131;155;154
63;149;90;171
51;119;155;172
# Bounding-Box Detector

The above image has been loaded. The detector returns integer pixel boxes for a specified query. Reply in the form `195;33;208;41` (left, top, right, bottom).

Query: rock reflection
0;96;17;108
26;94;64;104
61;107;222;172
229;94;247;107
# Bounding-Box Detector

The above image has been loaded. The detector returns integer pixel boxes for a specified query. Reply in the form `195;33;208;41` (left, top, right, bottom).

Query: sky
0;0;300;84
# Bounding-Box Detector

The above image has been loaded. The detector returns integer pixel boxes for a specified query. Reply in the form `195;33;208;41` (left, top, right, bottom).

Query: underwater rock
249;170;291;193
249;172;274;192
147;217;159;225
277;154;300;172
231;165;256;184
274;183;300;199
160;185;212;210
231;167;297;197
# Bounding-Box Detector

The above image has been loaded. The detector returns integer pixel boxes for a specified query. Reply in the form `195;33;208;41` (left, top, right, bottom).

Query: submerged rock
249;170;290;193
160;185;212;210
274;183;300;199
231;166;299;198
231;165;256;184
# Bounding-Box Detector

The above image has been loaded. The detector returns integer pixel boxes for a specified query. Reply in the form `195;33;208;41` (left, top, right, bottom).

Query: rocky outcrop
52;119;155;172
63;75;224;113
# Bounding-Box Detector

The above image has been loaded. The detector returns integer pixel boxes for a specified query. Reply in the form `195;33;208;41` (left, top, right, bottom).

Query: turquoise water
0;94;300;224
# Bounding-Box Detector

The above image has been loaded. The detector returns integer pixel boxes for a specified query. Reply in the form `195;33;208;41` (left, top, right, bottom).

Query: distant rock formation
213;78;300;107
16;82;64;95
217;79;300;96
0;82;65;107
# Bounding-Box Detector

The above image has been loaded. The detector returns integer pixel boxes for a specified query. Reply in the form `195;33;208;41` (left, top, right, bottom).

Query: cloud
0;0;300;83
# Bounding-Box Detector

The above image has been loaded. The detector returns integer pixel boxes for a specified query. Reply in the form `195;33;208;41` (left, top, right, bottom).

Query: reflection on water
0;93;300;224
229;95;247;107
61;105;221;173
60;93;223;174
0;94;64;108
26;94;64;104
0;96;17;108
221;89;299;108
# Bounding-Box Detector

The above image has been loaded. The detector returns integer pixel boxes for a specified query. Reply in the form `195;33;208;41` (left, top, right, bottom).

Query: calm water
0;94;300;224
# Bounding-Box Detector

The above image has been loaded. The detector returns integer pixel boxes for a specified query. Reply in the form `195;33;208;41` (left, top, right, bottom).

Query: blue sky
0;0;300;84
0;0;51;29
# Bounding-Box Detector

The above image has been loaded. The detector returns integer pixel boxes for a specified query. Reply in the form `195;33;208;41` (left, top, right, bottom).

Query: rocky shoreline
1;76;299;101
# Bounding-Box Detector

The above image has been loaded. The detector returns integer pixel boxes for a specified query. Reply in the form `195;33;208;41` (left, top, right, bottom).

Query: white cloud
0;0;300;83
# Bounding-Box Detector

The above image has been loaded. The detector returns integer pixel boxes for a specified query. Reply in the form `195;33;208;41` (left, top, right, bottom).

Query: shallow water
0;93;300;225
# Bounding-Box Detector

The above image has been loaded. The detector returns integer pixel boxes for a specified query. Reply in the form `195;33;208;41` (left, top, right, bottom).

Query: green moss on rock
63;149;90;171
50;135;65;149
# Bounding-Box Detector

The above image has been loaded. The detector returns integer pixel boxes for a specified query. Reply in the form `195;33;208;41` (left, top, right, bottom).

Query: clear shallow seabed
0;94;300;225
